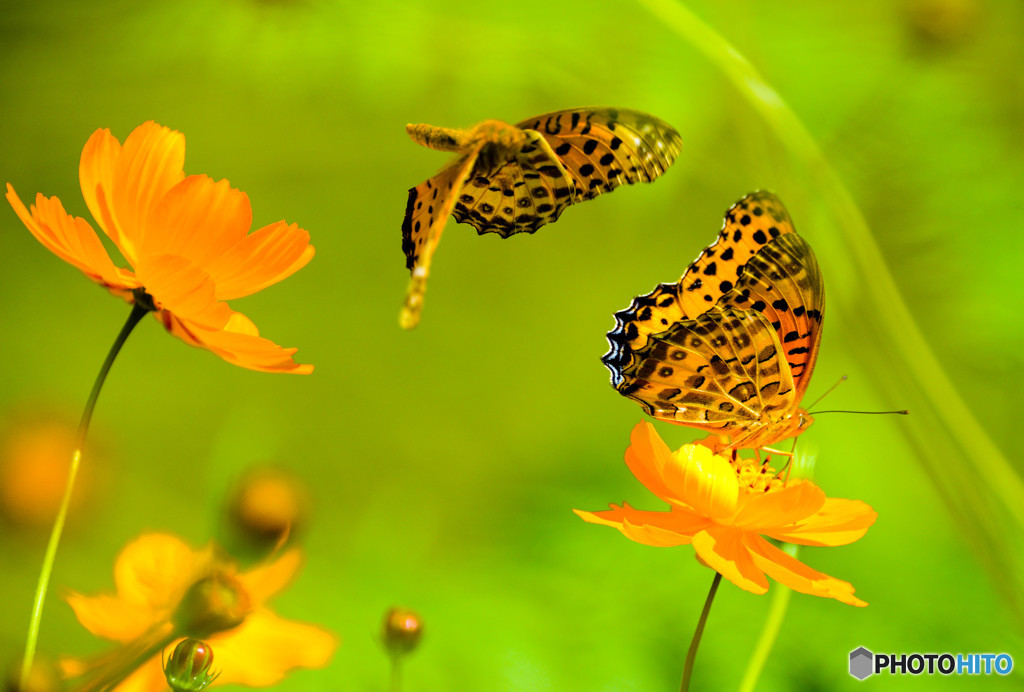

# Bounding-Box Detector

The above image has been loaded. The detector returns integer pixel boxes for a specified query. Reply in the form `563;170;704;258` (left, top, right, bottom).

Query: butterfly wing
718;232;824;399
450;129;576;237
603;191;799;382
618;306;796;432
604;191;824;442
518;108;682;200
399;144;483;329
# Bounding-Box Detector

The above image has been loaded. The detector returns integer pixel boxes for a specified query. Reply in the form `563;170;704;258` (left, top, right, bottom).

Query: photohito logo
849;647;1014;680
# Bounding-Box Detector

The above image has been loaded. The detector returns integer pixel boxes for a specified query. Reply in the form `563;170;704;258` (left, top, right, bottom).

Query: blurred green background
1;0;1022;689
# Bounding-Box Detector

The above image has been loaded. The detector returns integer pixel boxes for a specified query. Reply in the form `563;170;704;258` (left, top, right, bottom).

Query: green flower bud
164;638;219;691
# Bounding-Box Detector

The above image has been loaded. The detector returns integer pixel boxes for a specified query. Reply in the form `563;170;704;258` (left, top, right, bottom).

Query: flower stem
20;302;149;689
389;654;402;692
738;552;795;692
680;571;721;692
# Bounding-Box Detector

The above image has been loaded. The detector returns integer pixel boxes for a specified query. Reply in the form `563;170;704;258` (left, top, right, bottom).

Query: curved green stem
681;571;722;692
20;302;148;689
739;548;795;692
635;0;1024;624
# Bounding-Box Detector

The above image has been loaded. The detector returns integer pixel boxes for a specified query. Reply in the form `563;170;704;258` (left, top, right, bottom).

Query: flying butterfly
400;108;682;329
602;191;824;453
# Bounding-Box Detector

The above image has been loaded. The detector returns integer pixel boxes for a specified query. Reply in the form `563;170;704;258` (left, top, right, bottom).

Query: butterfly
400;108;682;329
602;191;824;453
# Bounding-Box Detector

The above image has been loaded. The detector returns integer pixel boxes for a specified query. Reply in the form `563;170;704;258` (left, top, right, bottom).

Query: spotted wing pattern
617;306;796;430
603;191;798;383
399;145;483;329
450;129;575;237
603;191;824;445
518;108;682;201
400;108;681;329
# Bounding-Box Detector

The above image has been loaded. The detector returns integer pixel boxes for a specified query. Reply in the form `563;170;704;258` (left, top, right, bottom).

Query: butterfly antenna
810;409;910;415
805;375;847;411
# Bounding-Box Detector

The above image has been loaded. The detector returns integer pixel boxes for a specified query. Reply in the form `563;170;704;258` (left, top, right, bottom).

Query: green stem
681;572;722;692
20;302;148;689
390;653;402;692
738;550;795;692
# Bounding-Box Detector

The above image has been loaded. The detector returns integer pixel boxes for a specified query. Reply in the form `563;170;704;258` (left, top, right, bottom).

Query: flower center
730;457;786;494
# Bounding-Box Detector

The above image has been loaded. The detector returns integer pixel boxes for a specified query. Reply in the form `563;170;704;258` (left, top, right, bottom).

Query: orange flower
6;121;314;373
63;533;336;690
575;422;877;606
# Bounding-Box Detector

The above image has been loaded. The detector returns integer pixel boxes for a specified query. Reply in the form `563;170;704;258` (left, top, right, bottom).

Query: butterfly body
604;191;823;453
399;108;682;329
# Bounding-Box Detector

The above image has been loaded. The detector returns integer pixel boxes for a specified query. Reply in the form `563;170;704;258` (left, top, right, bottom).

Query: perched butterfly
400;108;682;329
603;191;824;453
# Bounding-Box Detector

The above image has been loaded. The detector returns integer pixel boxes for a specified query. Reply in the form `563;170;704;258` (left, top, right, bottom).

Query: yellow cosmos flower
63;533;336;690
6;121;314;373
575;422;877;606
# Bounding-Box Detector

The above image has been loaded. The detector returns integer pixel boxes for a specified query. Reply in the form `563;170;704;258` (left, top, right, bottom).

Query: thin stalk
681;572;722;692
389;654;402;692
738;553;795;692
20;302;149;689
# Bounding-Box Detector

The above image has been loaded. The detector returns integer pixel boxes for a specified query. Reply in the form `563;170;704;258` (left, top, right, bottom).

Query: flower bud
164;638;219;691
381;607;423;657
228;467;307;547
172;572;251;637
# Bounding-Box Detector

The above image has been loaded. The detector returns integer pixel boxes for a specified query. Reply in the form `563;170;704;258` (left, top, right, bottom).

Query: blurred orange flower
6;121;314;373
63;533;335;690
575;422;877;606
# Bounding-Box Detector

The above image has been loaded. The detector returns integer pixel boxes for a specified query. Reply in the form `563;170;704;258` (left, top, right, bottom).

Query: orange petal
745;533;867;606
6;185;138;291
238;548;303;604
734;480;825;531
623;422;681;505
166;312;313;374
113;534;200;612
691;526;768;594
207;220;315;300
574;504;708;547
767;497;878;547
79;128;134;264
667;445;738;520
63;592;153;642
135;254;232;329
142;175;252;267
109;655;168;692
212;608;336;686
109;122;185;254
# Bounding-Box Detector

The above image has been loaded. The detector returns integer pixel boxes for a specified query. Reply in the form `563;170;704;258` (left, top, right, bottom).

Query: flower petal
212;608;336;686
113;534;202;612
734;480;825;531
767;497;878;547
62;593;153;642
574;503;709;547
207;220;315;301
691;526;768;594
109;122;185;255
141;174;252;267
110;656;169;692
745;534;867;606
163;312;313;374
135;254;232;329
79;128;133;263
623;422;680;505
6;185;138;292
667;445;738;520
238;548;303;604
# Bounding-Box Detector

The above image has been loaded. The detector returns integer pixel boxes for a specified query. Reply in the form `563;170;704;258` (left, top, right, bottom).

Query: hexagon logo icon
849;647;874;680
